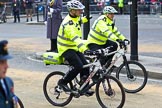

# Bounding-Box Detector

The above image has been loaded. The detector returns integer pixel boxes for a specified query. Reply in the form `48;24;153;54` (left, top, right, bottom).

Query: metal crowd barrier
3;2;162;18
62;4;162;15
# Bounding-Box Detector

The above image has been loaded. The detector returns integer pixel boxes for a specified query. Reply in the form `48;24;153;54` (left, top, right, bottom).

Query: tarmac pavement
126;54;162;80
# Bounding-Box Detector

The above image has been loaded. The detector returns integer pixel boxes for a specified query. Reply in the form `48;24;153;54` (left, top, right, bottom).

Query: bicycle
43;47;125;108
88;41;148;93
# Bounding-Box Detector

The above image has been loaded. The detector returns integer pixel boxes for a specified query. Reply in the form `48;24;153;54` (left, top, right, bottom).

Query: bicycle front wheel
96;75;125;108
43;71;73;107
116;60;148;93
17;97;24;108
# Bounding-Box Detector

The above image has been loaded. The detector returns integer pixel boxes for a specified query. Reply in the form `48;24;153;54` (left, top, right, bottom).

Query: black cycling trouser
88;40;118;66
61;49;89;84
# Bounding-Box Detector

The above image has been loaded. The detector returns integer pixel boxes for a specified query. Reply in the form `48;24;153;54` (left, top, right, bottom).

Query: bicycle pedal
55;86;63;93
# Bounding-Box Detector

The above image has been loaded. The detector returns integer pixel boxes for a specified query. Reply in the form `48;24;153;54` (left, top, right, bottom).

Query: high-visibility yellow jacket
57;14;88;56
118;0;124;8
87;15;126;45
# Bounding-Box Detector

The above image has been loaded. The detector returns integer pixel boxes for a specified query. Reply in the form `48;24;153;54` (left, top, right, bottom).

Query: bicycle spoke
117;61;148;93
43;71;73;106
96;76;125;108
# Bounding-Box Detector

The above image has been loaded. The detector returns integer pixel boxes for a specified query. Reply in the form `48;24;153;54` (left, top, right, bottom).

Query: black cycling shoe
58;80;71;93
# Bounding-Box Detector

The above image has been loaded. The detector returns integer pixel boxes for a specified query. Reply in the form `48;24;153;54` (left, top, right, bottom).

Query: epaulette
98;15;106;22
69;20;73;25
102;17;106;22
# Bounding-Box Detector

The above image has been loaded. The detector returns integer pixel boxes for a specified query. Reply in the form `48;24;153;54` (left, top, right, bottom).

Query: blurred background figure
23;0;34;22
118;0;124;14
46;0;62;52
12;0;21;23
97;0;104;12
0;2;7;23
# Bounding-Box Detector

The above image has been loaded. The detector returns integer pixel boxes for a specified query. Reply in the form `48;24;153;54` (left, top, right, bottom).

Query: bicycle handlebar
117;40;129;50
84;40;130;57
84;46;113;56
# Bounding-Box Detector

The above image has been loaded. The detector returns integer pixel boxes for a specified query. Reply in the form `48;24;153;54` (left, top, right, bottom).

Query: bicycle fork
122;56;134;79
102;77;114;97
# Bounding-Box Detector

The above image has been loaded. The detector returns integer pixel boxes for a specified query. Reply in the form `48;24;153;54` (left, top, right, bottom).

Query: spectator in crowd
118;0;124;14
150;0;158;14
151;0;157;3
0;40;17;108
12;0;21;23
46;0;62;52
105;0;111;6
24;0;34;22
140;0;145;4
97;0;104;11
90;0;98;11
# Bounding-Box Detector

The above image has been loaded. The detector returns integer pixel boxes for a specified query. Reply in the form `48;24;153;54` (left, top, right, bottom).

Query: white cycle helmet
103;6;118;14
67;0;85;11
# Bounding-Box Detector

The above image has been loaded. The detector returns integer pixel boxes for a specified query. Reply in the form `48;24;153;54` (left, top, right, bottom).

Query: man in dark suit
46;0;62;52
0;40;15;108
12;0;21;23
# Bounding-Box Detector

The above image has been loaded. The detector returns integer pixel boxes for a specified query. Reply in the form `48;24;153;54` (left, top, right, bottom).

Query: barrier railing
2;2;162;19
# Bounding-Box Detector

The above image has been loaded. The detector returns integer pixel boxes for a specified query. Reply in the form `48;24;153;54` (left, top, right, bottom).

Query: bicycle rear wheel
96;75;125;108
43;71;73;107
116;60;148;93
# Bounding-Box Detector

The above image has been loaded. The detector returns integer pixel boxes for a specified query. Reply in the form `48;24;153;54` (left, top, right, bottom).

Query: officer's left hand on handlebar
85;15;92;20
116;39;123;44
124;39;130;45
116;39;130;46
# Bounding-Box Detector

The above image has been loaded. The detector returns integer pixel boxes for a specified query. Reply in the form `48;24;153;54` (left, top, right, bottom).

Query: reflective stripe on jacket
87;15;126;45
57;14;88;56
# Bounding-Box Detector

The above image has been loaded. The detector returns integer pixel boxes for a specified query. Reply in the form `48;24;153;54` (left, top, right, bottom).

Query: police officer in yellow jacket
87;6;129;66
57;0;94;96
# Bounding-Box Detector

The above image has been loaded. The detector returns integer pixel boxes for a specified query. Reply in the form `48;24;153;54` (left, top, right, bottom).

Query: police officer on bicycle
57;0;94;96
87;6;130;67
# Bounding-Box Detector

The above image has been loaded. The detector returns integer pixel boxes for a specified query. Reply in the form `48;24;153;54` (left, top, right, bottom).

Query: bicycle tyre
96;75;125;108
116;60;148;93
43;71;73;107
17;97;24;108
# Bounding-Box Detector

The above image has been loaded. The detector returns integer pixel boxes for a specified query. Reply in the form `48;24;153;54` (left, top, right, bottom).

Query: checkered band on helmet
103;6;118;14
67;0;85;11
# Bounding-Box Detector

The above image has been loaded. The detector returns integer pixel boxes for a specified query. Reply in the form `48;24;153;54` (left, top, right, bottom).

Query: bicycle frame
79;59;102;91
70;54;113;94
102;45;134;79
104;48;125;74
